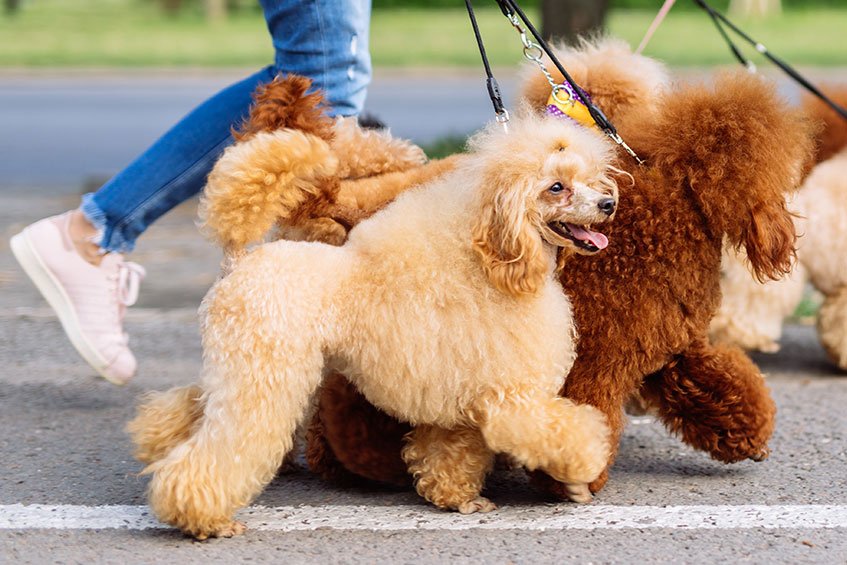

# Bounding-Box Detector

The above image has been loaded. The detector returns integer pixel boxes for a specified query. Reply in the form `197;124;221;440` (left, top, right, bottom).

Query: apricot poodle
299;40;815;498
128;108;620;539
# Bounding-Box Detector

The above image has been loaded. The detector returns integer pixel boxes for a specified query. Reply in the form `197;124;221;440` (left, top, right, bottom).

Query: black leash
494;0;617;135
465;0;510;128
694;0;847;122
463;0;642;162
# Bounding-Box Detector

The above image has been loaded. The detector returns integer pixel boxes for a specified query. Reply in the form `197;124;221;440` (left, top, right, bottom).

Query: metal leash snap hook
550;84;574;107
495;109;511;133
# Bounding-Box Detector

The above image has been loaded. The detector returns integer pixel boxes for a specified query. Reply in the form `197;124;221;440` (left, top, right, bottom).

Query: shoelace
110;261;146;347
116;261;146;307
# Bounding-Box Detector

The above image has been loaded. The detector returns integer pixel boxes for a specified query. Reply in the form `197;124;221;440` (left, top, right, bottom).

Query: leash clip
495;109;511;133
609;132;644;165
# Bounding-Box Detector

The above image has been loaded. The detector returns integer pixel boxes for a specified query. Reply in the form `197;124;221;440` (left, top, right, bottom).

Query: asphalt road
1;190;846;563
0;69;517;191
2;66;845;192
1;69;847;563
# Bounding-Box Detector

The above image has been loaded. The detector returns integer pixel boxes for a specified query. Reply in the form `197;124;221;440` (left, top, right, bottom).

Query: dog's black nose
598;198;616;216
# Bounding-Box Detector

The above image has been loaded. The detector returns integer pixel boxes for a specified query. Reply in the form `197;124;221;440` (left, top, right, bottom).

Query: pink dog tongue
566;224;609;249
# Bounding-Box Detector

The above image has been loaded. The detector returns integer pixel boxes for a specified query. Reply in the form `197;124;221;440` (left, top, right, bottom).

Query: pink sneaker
10;213;146;385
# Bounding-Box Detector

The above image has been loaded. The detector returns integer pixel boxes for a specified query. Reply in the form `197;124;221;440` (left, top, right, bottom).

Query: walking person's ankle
68;209;107;265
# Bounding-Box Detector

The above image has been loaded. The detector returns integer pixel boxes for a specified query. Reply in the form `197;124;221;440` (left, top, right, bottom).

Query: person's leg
86;0;372;255
12;0;373;383
85;66;277;255
261;0;372;118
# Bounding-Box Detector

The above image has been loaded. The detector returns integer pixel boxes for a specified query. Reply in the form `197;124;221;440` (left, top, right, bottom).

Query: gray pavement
0;69;517;191
1;69;847;563
2;189;847;563
3;66;847;192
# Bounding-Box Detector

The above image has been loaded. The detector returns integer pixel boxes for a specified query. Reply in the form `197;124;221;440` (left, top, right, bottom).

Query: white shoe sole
10;230;128;385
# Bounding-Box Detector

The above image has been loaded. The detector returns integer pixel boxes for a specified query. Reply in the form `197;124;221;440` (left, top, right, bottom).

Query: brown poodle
711;88;847;368
299;40;815;497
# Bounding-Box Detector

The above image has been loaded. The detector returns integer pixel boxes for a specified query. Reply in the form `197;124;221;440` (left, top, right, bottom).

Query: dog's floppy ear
472;171;547;296
738;201;797;282
644;72;814;282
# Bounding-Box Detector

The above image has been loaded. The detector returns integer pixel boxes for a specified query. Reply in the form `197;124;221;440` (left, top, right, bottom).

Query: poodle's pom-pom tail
234;74;335;142
126;385;205;465
645;72;815;282
818;285;847;371
199;129;338;256
803;86;847;165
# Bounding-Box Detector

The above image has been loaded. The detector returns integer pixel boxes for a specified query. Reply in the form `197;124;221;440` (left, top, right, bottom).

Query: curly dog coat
129;109;620;538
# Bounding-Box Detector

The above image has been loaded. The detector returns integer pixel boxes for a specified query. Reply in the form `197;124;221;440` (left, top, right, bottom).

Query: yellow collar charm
545;82;598;130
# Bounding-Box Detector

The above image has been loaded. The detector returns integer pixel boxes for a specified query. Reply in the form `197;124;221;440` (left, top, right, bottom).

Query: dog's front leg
402;424;495;514
480;393;610;503
144;334;325;539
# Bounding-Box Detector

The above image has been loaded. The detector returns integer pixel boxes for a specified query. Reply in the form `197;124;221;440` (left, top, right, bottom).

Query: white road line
2;504;847;531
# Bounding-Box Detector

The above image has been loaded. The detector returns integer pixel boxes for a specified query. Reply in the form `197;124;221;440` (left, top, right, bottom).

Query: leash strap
635;0;677;55
464;0;642;162
694;0;847;121
465;0;510;129
494;0;643;163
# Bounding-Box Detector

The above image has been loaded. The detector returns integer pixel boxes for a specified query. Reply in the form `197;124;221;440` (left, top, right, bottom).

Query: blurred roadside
3;66;847;316
2;0;847;313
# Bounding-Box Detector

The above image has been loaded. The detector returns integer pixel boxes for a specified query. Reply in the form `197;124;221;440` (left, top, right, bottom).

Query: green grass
791;286;823;322
420;134;467;160
1;1;846;67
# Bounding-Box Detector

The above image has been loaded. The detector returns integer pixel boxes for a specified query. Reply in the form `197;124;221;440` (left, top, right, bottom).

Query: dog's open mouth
548;221;609;253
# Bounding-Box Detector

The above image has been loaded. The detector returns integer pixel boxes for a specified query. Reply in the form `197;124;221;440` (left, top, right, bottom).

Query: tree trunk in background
161;0;182;16
729;0;782;18
541;0;610;45
4;0;21;15
205;0;228;22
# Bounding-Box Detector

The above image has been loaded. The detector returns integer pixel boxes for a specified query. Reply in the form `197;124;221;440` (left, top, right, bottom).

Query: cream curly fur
796;149;847;368
198;117;427;266
331;116;427;179
711;148;847;368
711;239;807;353
129;113;618;539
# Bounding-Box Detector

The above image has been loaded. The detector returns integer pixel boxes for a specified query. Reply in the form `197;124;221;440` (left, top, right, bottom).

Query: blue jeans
82;0;372;253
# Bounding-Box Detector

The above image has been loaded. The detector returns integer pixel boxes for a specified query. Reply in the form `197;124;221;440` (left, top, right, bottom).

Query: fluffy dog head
642;72;814;282
470;113;620;296
518;37;670;127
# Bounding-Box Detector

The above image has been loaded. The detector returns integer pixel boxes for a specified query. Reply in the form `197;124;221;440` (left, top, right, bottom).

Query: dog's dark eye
548;182;565;193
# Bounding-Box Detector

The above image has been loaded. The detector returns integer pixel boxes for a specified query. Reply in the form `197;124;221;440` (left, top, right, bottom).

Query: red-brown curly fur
804;87;847;165
302;61;815;495
234;74;334;143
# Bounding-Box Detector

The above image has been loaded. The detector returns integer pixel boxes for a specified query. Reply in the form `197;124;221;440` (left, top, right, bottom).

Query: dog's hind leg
145;348;323;539
402;424;495;514
639;338;776;463
818;285;847;371
144;292;326;539
127;385;205;465
478;393;610;503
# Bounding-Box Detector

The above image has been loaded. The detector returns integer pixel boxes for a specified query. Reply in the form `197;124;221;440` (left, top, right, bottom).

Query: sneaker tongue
566;224;609;250
98;253;124;270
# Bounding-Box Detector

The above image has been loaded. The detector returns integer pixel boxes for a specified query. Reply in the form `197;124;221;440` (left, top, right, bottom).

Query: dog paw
193;520;247;540
457;497;497;514
749;445;770;462
564;483;593;503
